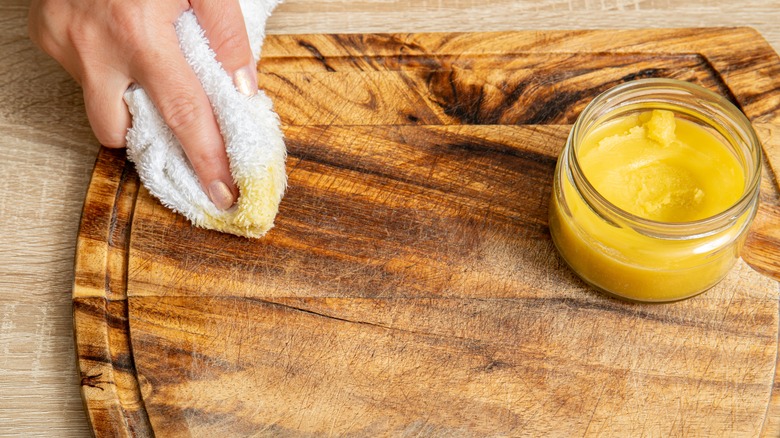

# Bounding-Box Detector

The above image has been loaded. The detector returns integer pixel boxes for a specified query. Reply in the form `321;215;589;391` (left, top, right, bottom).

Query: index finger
133;25;238;210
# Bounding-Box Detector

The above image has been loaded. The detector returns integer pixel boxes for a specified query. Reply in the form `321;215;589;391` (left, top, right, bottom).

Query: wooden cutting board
74;29;780;437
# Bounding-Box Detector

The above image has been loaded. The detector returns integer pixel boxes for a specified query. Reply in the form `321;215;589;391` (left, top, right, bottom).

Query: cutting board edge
73;29;780;436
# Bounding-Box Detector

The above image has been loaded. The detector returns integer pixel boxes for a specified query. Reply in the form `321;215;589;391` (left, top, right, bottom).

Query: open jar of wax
549;79;762;302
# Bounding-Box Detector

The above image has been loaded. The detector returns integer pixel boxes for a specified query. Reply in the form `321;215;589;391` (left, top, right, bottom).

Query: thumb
191;0;257;96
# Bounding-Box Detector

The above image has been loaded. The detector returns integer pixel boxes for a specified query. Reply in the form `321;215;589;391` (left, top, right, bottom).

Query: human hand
28;0;259;210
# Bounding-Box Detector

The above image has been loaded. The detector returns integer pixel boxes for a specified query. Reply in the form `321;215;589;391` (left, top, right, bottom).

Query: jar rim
567;78;762;237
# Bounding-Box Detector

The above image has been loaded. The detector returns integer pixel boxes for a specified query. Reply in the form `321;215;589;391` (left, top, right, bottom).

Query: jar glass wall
549;79;762;302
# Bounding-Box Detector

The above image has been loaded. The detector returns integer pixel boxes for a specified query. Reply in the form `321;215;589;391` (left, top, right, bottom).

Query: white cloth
124;0;285;238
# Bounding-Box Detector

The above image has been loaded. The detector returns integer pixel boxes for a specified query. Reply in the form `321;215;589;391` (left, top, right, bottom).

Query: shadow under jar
549;79;762;302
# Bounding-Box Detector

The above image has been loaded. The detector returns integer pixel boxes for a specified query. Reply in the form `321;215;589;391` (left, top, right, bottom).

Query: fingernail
233;65;257;96
208;180;236;210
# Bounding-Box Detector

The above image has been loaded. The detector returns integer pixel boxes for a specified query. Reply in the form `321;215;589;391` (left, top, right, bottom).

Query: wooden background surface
1;1;779;436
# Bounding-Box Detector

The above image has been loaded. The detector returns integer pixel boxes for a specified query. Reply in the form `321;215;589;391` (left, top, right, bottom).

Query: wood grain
72;29;780;436
0;3;99;437
5;1;780;437
270;0;780;55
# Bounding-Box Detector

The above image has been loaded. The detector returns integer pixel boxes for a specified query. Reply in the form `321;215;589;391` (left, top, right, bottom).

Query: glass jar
549;79;762;302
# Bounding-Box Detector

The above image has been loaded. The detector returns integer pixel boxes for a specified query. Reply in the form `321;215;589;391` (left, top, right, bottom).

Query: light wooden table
1;1;778;436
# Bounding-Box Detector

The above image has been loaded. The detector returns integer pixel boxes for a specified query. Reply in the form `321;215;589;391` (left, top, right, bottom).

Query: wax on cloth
124;0;286;238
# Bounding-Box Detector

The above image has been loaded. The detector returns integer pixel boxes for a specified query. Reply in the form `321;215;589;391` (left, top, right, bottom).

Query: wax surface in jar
578;110;745;222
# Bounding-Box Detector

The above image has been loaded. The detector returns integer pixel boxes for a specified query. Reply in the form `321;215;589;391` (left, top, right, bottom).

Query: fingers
190;0;257;96
134;24;237;210
31;0;246;211
82;73;132;149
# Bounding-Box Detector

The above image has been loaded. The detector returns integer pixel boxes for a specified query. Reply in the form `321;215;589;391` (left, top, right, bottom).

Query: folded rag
124;0;286;238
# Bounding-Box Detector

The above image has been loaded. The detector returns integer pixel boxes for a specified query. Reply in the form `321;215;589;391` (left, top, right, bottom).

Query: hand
28;0;258;210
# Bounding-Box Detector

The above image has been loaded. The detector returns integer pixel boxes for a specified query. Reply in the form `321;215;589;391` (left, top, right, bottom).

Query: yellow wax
579;110;744;222
550;110;751;301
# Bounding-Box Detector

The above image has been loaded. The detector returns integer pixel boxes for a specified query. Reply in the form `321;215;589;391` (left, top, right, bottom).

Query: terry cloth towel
123;0;286;238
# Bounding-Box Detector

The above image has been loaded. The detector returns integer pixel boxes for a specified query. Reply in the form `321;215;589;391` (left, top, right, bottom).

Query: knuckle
189;148;221;174
108;2;148;46
96;129;127;149
159;93;204;133
213;27;248;63
184;135;225;174
83;84;129;149
28;3;69;55
33;31;57;56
